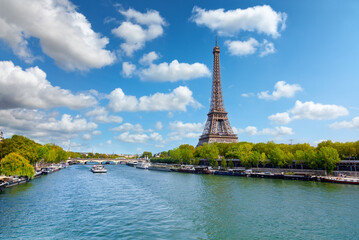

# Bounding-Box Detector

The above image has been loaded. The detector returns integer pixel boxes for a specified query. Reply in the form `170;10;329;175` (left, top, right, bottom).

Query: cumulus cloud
191;5;287;37
260;39;275;57
85;107;123;123
122;62;136;77
258;81;302;100
92;130;102;136
111;123;144;133
268;112;291;124
269;100;349;124
226;38;276;57
0;0;115;70
330;117;359;129
112;8;166;56
139;51;159;65
155;121;163;130
290;101;349;121
0;61;97;110
108;86;201;112
114;131;162;144
0;108;97;143
239;126;293;136
169;121;204;132
166;121;204;142
225;38;259;56
82;133;92;140
139;60;211;82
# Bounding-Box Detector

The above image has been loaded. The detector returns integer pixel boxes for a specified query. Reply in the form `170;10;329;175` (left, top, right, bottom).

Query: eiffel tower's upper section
209;39;226;113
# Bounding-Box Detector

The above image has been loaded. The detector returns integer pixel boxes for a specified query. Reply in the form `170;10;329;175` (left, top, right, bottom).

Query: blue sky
0;0;358;154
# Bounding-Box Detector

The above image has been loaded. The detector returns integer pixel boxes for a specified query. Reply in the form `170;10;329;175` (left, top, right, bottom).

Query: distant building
0;131;4;142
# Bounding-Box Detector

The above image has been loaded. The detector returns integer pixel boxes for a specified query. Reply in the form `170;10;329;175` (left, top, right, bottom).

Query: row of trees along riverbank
0;135;69;178
149;141;359;174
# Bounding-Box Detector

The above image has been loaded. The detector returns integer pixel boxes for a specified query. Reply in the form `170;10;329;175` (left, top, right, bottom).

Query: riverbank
130;162;359;185
0;162;68;192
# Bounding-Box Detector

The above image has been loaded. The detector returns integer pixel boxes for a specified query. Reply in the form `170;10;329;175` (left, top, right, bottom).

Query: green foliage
269;146;285;167
221;157;227;169
195;143;219;162
0;153;35;178
318;147;341;174
142;151;152;158
150;157;177;164
0;135;39;164
42;144;68;163
160;151;168;158
249;151;261;168
228;160;234;169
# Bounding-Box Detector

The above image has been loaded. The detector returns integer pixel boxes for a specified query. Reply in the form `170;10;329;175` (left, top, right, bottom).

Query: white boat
136;162;151;169
91;165;107;173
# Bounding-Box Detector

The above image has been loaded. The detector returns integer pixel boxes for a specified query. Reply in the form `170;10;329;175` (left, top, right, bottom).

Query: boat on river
91;165;107;173
0;181;8;192
148;164;171;172
320;176;359;185
136;162;150;169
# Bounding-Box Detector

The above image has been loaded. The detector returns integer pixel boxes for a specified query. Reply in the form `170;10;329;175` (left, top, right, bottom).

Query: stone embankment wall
251;168;326;175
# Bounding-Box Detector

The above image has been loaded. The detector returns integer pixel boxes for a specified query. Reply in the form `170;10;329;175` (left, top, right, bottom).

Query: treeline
0;135;69;178
149;140;359;173
69;152;122;159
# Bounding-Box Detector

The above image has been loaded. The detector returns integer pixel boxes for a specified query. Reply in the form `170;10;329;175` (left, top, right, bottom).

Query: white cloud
330;117;359;129
290;101;349;121
114;131;162;144
269;101;349;124
260;39;275;57
155;121;163;130
115;132;149;143
122;62;136;77
0;61;97;110
238;126;293;136
169;121;204;132
108;86;201;112
0;0;115;70
166;121;204;142
112;8;166;56
111;123;144;133
258;81;302;100
106;140;112;145
226;38;276;57
268;112;292;124
225;38;259;56
139;51;159;65
191;5;287;37
0;109;97;143
139;60;211;82
82;133;92;140
86;107;123;124
241;93;254;97
92;130;102;136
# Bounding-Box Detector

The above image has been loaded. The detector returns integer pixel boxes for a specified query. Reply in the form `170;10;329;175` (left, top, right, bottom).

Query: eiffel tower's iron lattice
197;40;238;146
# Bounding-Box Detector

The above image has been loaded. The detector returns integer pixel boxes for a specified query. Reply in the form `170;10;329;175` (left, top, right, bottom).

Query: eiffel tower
197;39;238;146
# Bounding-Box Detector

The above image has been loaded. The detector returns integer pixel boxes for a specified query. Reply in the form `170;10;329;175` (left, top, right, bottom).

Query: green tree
228;160;234;169
0;135;39;164
221;157;227;170
294;150;306;169
269;146;285;167
259;152;269;167
305;149;318;169
0;153;35;178
318;147;341;174
195;143;219;164
249;151;261;168
142;151;152;158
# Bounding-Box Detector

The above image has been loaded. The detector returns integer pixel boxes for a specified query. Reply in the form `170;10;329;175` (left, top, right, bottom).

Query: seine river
1;165;358;239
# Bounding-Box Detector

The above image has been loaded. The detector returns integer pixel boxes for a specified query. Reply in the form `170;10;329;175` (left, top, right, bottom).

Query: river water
1;165;358;239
